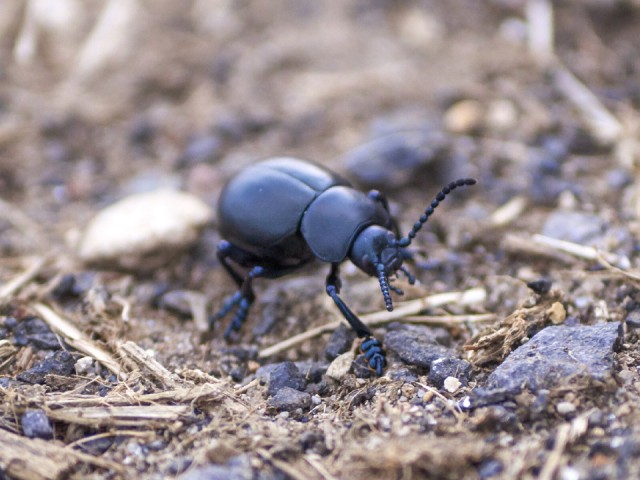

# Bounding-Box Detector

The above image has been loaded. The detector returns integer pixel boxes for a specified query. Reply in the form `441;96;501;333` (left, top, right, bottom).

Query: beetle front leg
325;263;385;376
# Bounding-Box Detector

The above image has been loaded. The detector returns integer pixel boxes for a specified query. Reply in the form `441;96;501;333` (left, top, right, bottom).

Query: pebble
16;350;76;385
485;323;621;395
556;401;576;415
12;316;60;350
443;99;484;134
326;351;354;381
267;361;306;397
343;126;447;189
541;210;605;245
178;457;253;480
76;189;212;269
267;386;312;412
428;357;471;389
443;376;463;393
21;409;54;439
324;324;356;361
75;356;96;376
177;135;222;166
384;327;455;370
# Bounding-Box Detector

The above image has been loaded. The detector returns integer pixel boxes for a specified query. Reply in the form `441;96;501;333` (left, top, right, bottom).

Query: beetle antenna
376;263;394;311
394;178;477;247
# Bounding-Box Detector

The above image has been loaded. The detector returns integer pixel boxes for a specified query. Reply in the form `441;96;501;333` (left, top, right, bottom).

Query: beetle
211;157;476;375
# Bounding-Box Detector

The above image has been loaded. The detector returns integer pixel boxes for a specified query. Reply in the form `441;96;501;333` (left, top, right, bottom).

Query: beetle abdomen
301;186;392;262
218;158;347;256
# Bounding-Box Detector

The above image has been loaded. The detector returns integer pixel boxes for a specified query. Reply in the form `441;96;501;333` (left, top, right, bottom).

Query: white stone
76;189;212;269
443;376;462;393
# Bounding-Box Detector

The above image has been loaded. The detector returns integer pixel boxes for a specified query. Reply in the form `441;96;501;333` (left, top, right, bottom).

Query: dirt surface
1;1;640;479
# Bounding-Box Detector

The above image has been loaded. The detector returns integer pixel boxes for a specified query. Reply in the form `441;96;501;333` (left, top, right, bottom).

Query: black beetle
212;157;476;375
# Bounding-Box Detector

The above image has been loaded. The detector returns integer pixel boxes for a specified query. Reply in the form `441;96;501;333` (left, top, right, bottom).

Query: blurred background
0;0;637;247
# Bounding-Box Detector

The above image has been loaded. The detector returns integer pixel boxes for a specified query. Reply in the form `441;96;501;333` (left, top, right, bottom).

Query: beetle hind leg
325;263;386;376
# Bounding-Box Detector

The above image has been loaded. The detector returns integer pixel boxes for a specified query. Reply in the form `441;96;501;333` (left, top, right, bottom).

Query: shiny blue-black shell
218;157;392;263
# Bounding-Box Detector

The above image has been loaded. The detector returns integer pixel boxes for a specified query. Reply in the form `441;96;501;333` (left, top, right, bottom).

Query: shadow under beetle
212;157;476;375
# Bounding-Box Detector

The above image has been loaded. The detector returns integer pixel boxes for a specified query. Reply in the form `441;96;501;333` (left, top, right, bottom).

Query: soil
1;1;640;479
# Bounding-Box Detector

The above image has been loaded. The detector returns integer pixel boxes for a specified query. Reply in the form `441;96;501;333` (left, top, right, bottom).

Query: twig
538;410;591;480
259;288;486;359
32;303;122;376
489;196;528;227
552;63;622;145
402;313;497;326
305;454;340;480
532;234;629;269
118;341;181;389
526;0;554;60
0;256;49;302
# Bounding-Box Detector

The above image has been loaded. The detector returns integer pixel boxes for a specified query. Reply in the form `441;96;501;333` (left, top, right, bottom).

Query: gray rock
428;357;471;388
13;316;60;350
541;210;605;245
17;350;75;385
21;409;53;439
486;322;620;394
267;361;306;397
324;324;356;361
267;387;312;412
178;458;252;480
384;328;453;369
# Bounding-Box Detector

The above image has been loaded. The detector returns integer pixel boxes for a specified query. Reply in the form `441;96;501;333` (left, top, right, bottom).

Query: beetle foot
360;337;386;376
210;292;253;339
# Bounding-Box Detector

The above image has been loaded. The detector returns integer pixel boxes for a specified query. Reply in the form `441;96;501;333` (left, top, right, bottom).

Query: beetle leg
217;240;247;287
325;263;386;376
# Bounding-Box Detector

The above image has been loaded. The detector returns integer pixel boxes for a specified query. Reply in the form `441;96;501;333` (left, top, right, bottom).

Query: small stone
267;387;312;412
444;376;462;393
444;99;484;134
486;323;621;395
178;135;222;166
485;99;518;132
324;324;356;361
75;356;95;376
556;401;576;415
267;361;306;397
326;351;354;381
21;409;53;439
16;350;75;385
526;279;552;295
12;317;60;350
428;357;471;389
384;328;453;370
541;210;605;245
547;302;566;324
76;189;211;270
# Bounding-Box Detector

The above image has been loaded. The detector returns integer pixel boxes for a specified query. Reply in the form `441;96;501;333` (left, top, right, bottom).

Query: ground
1;1;640;479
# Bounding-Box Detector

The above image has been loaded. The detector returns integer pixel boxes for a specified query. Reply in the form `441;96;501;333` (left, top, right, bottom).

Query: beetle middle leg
325;263;385;375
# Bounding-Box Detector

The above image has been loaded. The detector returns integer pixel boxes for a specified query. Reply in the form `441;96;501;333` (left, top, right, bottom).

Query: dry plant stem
118;341;181;389
526;0;554;60
0;428;125;480
47;405;192;427
501;233;576;264
403;313;497;325
552;62;622;145
489;196;527;227
305;454;340;480
32;303;122;375
532;234;629;268
258;288;486;359
0;256;48;302
538;410;591;480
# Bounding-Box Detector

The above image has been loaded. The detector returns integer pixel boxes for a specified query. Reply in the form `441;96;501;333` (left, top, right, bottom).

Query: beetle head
349;177;477;312
349;225;409;312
